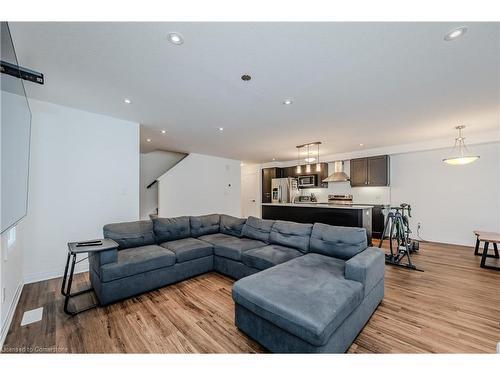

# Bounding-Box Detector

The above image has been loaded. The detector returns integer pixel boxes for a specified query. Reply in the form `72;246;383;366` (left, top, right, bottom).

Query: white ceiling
9;22;500;163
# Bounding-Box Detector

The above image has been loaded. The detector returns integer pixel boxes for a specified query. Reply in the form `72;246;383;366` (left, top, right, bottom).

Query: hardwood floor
2;241;499;353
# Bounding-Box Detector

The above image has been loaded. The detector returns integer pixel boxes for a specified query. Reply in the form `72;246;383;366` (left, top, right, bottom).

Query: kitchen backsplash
303;185;391;205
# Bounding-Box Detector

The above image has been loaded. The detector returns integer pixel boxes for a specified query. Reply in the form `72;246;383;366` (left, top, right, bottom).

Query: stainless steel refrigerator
271;177;299;204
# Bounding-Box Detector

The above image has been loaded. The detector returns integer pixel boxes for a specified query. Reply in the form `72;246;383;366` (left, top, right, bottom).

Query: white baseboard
24;262;89;285
0;282;23;349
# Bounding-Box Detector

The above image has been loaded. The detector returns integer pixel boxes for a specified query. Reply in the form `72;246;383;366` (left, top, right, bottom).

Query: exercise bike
378;203;422;271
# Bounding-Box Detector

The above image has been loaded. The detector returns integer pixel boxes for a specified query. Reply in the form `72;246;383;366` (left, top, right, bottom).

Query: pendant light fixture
316;143;321;172
295;142;322;174
296;146;301;174
442;126;480;165
306;144;311;173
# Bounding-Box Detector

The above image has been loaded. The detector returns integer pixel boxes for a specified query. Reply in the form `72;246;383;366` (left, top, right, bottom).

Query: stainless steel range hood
322;161;350;182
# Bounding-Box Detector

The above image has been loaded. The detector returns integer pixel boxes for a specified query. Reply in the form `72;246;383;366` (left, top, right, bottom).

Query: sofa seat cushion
213;237;267;261
269;221;313;253
198;233;236;245
241;244;304;270
100;245;175;282
232;253;364;346
160;237;213;263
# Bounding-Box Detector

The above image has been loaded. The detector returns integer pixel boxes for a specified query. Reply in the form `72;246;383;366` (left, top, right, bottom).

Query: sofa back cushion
269;220;313;253
220;214;247;237
190;214;220;237
153;216;190;243
309;223;367;260
103;220;156;250
242;216;275;243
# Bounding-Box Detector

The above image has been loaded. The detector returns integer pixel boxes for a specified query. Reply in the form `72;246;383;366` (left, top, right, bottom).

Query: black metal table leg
474;237;480;256
480;241;500;271
480;242;489;268
61;252;71;296
474;239;500;258
62;252;98;316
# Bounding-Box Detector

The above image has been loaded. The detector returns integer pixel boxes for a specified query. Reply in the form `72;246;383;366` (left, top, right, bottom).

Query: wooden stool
473;230;500;271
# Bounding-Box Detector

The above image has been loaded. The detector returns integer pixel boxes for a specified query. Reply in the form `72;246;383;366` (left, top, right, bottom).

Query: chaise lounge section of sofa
89;213;384;353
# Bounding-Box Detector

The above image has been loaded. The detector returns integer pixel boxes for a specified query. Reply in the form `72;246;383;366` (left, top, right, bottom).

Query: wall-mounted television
1;22;32;234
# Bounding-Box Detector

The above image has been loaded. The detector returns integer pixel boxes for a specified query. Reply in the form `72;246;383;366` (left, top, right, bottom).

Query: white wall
391;142;500;246
21;99;140;283
158;153;241;218
140;150;185;219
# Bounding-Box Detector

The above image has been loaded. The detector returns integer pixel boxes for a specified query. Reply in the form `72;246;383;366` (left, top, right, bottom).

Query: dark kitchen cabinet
350;155;390;187
368;156;389;186
350;158;368;186
261;167;283;203
371;205;386;239
282;166;297;178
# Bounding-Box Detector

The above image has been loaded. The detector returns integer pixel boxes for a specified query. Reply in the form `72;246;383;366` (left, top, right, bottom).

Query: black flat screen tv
1;22;32;234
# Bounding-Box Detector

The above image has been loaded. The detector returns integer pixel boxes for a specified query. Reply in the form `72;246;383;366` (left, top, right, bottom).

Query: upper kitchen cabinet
350;158;368;186
262;167;283;203
350;155;390;187
282;166;297;178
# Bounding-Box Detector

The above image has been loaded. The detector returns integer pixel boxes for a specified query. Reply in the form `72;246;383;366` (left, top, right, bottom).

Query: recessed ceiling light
359;143;364;147
123;98;131;104
444;26;467;41
272;158;276;161
168;32;184;45
146;138;152;142
161;130;167;134
218;127;224;131
283;99;293;105
240;163;245;167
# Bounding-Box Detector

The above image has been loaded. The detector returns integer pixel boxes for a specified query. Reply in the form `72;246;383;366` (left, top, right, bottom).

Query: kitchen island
262;203;373;245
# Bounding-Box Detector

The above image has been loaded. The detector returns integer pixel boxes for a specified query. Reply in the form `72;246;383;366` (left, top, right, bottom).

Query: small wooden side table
473;230;500;271
61;239;118;315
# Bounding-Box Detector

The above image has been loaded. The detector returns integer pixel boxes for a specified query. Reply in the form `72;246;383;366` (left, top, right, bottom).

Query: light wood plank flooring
2;241;499;353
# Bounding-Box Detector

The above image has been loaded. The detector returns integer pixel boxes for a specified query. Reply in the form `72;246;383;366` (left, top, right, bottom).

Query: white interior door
241;172;259;218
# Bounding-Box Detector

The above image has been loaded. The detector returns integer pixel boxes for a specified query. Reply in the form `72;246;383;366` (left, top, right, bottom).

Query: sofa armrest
89;249;118;276
345;247;384;295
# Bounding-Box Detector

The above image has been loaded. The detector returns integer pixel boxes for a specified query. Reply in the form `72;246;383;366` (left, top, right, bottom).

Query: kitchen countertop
262;203;373;210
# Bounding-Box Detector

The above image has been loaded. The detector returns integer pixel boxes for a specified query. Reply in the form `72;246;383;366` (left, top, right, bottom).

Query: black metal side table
61;238;118;315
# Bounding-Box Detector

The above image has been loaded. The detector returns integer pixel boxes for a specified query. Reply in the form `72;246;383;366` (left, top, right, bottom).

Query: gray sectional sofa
89;214;384;353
